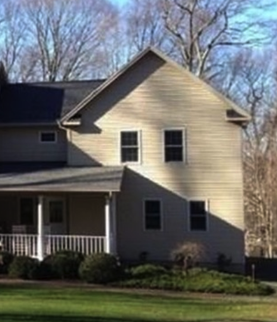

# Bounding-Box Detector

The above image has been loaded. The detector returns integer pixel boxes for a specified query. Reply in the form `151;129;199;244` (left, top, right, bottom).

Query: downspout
57;119;72;165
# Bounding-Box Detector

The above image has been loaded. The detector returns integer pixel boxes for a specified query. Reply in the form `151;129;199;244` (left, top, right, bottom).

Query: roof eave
226;116;251;128
0;121;59;127
62;119;81;126
0;186;121;193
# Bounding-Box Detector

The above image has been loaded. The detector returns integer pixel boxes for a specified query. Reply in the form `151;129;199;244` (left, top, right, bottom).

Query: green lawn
0;283;277;322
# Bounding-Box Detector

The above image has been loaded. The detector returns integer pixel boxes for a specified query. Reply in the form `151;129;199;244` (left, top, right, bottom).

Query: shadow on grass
0;315;268;322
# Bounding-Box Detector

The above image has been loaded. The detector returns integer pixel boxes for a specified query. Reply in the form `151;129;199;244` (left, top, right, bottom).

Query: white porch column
111;193;117;255
105;193;117;255
37;195;45;261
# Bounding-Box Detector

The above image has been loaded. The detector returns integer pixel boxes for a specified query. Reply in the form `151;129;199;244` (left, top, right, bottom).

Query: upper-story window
164;129;184;162
39;131;57;143
120;131;140;163
189;200;208;231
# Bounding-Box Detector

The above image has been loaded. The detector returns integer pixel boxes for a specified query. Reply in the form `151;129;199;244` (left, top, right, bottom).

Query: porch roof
0;163;124;192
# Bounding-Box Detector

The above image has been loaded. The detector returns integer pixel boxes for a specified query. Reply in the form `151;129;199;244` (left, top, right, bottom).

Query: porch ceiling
0;163;124;192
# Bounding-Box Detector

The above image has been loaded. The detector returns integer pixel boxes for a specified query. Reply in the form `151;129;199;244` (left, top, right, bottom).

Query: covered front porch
0;232;106;259
0;163;124;260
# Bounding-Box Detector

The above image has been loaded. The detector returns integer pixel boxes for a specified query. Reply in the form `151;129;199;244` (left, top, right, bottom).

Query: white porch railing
0;234;38;257
46;235;106;255
0;234;106;258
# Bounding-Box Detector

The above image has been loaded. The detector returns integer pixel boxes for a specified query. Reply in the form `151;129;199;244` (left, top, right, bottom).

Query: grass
0;283;277;321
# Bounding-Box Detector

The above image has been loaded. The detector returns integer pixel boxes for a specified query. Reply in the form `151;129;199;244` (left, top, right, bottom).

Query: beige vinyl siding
68;193;105;236
0;127;67;162
68;52;244;266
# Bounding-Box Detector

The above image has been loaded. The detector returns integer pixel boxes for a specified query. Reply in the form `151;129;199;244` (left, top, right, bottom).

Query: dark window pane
121;131;139;163
121;132;138;146
165;147;183;162
164;130;183;162
145;200;160;214
189;201;207;231
49;201;63;223
20;198;34;225
190;201;206;215
40;132;56;142
145;200;161;230
165;130;182;145
145;214;161;230
190;216;207;231
121;147;138;162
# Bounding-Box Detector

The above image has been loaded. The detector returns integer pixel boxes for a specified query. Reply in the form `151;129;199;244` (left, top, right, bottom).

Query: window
144;200;162;230
20;198;34;225
164;130;184;162
49;200;63;223
189;200;207;231
120;131;139;163
39;131;57;143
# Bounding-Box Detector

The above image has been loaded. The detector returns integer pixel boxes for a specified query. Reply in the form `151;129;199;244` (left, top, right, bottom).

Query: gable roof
61;47;251;124
0;80;104;125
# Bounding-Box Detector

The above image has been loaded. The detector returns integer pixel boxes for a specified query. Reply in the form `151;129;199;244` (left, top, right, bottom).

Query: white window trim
163;128;187;163
143;198;163;232
187;199;209;232
39;131;57;144
119;129;142;164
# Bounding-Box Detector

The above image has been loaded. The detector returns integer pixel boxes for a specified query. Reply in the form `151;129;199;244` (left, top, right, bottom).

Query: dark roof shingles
0;80;104;124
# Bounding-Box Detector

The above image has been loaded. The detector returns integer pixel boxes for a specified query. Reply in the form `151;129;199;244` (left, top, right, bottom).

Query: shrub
33;261;53;280
129;264;168;279
0;251;14;274
115;268;274;296
180;270;274;295
116;274;183;291
79;253;120;284
8;256;39;280
171;241;205;273
43;250;84;280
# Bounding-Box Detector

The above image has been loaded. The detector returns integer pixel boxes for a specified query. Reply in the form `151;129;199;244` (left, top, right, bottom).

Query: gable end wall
67;53;244;266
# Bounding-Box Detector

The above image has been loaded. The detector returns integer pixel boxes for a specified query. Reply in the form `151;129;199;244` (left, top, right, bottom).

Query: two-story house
0;48;250;271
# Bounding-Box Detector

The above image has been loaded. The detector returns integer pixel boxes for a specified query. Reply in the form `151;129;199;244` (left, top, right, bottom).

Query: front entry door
46;197;66;235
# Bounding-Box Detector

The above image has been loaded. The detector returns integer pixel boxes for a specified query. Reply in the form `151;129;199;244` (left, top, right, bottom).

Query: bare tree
99;19;129;76
17;0;118;82
162;0;274;79
124;0;174;58
1;0;273;83
0;2;25;81
123;0;273;83
0;61;8;85
231;50;277;258
244;106;277;258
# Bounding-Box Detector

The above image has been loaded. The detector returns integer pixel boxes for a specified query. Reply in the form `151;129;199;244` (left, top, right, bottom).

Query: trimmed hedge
8;256;40;280
79;253;120;284
129;264;168;279
43;250;84;280
0;251;14;274
114;266;274;296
